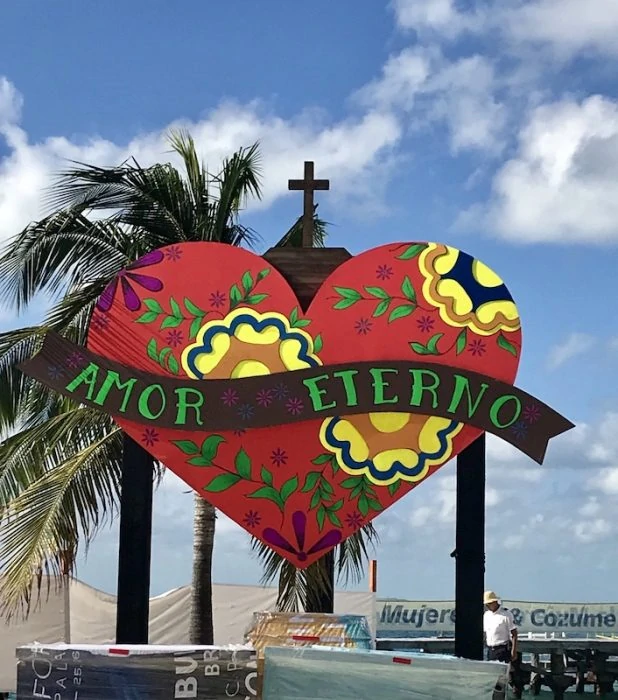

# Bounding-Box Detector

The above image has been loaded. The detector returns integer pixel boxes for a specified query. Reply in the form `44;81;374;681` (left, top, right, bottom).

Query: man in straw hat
483;590;518;663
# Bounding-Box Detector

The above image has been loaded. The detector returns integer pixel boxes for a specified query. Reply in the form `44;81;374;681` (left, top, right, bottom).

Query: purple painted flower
345;511;364;529
468;339;486;357
417;315;434;333
273;382;289;401
221;388;239;407
244;510;261;528
511;421;528;440
256;389;273;407
262;511;342;563
66;351;85;369
166;329;184;348
271;448;288;467
376;264;393;281
238;403;254;421
47;365;63;380
286;397;304;416
91;313;110;331
209;290;227;309
523;404;542;424
165;245;182;262
142;428;159;447
355;318;372;335
233;428;247;437
97;250;164;313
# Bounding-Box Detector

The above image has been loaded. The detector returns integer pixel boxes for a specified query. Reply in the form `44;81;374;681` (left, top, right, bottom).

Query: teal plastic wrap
262;646;509;700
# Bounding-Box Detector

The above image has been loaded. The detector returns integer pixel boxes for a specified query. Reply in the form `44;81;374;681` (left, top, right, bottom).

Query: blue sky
1;0;618;603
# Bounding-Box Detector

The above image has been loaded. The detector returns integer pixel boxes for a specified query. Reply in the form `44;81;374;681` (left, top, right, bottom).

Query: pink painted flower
286;397;304;416
209;290;227;309
142;428;159;447
166;329;184;348
66;351;85;369
165;245;182;261
91;313;110;331
256;389;273;407
468;339;486;357
376;264;393;281
244;510;261;528
523;404;541;424
271;448;288;467
355;318;372;335
345;511;363;529
221;388;239;407
417;316;434;333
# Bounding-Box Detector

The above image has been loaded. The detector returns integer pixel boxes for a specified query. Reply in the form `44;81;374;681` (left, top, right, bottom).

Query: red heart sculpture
87;241;521;567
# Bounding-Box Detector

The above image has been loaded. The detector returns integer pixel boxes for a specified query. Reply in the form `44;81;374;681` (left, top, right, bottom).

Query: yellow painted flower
320;412;463;486
182;307;321;380
419;243;520;336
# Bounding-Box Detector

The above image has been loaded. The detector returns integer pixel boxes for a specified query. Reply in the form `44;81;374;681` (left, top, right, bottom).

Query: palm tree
0;132;375;641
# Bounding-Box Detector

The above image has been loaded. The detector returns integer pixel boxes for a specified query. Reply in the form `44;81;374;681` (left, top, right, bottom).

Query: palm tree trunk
189;494;216;644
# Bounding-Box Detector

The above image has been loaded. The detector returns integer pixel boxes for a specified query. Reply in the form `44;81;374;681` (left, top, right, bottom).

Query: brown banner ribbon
19;332;574;464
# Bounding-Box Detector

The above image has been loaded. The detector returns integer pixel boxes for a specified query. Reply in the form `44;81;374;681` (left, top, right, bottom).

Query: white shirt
483;606;516;647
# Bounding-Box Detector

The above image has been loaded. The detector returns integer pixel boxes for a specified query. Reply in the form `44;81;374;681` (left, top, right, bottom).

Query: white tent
0;578;376;692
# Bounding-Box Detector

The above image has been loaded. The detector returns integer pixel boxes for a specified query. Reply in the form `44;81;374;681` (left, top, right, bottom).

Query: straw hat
483;590;500;604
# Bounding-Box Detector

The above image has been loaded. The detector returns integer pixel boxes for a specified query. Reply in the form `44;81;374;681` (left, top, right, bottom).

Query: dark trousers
487;643;511;663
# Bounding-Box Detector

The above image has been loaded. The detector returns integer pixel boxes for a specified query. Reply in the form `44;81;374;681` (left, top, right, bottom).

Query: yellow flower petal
332;419;369;463
472;259;504;287
192;332;230;375
373;448;420;474
230;360;271;378
279;338;312;371
368;412;410;433
234;322;280;345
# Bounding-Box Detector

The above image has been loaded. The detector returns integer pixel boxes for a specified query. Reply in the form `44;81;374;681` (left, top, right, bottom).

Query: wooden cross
288;161;330;247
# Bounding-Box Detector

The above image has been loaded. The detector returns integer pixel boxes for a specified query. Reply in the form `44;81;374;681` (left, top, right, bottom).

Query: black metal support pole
304;549;335;613
115;434;154;643
454;433;486;660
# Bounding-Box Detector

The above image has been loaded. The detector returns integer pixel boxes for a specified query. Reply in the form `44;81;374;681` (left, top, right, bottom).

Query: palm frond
273;205;329;248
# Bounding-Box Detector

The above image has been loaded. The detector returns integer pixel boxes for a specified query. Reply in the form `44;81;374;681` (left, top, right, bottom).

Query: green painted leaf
245;293;268;305
167;354;180;374
294;319;310;327
333;297;358;310
257;268;271;280
202;435;225;462
280;476;298;502
290;306;299;325
261;466;273;486
340;477;361;489
158;347;172;364
241;271;253;292
161;315;184;329
310;490;321;509
351;482;364;499
498;333;518;357
367;498;383;512
373;299;390;317
204;473;241;492
319;478;334;495
169;297;182;319
189;316;203;340
328;498;344;512
312;453;333;465
144;298;164;314
184;297;205;317
301;471;321;492
358;494;370;516
327;511;342;527
313;334;323;353
387;481;402;496
248;486;284;509
455;329;467;355
410;341;428;354
188;456;211;466
235;448;251;479
426;332;444;354
330;456;340;473
401;276;416;302
334;286;362;301
230;284;242;306
364;286;389;299
388;304;415;323
136;310;159;324
317;505;326;532
397;244;426;260
173;439;200;455
147;338;158;362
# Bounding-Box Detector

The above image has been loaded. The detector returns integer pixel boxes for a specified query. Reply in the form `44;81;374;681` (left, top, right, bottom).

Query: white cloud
356;47;506;154
391;0;481;38
0;79;402;246
465;96;618;243
547;332;595;369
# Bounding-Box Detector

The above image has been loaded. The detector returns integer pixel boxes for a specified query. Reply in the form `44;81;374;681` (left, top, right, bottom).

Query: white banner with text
376;600;618;637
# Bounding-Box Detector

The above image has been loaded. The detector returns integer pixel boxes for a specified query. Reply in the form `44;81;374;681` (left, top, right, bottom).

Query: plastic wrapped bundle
245;611;373;658
15;643;258;700
262;646;508;700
